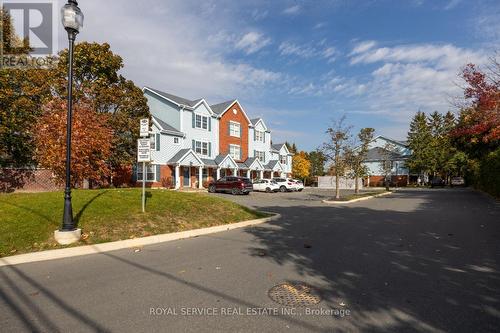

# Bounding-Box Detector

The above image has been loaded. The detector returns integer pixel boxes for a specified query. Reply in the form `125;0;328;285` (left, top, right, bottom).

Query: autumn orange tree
292;151;311;181
34;98;113;186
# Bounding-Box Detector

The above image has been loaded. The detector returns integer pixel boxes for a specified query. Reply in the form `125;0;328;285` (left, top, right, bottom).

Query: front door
183;167;190;187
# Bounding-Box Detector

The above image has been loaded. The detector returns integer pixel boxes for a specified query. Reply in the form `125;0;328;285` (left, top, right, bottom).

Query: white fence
317;176;363;190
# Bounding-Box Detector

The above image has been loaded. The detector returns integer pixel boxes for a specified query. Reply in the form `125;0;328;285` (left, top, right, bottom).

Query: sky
58;0;499;150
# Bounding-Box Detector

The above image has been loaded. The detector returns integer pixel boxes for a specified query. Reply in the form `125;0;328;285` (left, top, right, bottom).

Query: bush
478;147;500;198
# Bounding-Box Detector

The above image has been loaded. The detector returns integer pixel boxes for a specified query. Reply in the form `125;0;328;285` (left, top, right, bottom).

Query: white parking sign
140;118;149;137
137;138;151;162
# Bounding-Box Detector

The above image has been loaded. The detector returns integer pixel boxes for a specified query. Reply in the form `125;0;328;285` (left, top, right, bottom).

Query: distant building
363;136;412;187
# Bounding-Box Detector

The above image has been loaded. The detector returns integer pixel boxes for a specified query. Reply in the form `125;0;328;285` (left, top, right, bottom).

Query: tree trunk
355;175;359;194
335;174;340;199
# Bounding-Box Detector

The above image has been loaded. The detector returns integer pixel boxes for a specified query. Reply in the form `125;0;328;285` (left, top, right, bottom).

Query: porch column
260;170;264;179
198;166;203;189
216;167;220;180
175;165;180;189
246;170;250;178
233;168;238;176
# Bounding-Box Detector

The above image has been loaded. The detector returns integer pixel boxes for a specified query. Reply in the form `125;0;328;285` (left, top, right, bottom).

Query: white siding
249;121;271;163
144;90;181;130
149;124;183;164
182;103;219;159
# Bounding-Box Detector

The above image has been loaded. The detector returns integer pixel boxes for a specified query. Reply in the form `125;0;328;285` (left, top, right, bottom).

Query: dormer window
195;114;208;130
255;130;264;142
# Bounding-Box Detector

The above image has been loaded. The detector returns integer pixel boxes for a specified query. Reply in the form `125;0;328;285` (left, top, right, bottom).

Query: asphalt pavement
1;188;499;332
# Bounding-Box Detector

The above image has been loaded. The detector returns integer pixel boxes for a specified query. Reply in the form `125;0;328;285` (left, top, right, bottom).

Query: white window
255;151;266;163
195;114;208;130
229;121;240;137
229;144;241;160
255;130;264;142
280;155;287;165
195;140;209;156
173;137;180;144
137;164;156;182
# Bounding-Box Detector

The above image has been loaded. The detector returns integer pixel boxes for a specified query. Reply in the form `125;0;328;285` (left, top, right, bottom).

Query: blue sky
71;0;499;150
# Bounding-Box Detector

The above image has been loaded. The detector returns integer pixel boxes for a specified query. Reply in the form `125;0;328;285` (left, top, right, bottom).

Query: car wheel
231;187;239;195
208;185;216;193
298;189;303;192
265;187;271;193
280;186;287;193
244;192;250;195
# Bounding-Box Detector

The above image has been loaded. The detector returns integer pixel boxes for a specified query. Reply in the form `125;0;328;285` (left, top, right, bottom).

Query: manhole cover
268;282;321;306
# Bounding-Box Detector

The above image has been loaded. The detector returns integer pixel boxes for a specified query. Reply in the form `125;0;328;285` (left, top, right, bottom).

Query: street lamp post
55;0;84;245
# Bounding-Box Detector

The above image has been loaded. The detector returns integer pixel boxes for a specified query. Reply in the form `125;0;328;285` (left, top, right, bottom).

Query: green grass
0;188;267;257
329;190;388;201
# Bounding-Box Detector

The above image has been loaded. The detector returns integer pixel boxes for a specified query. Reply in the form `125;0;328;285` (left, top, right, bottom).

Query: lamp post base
54;228;82;245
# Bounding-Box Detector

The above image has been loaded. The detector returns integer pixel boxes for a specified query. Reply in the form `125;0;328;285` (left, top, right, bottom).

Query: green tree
406;111;432;176
308;151;325;176
52;42;150;174
0;10;52;166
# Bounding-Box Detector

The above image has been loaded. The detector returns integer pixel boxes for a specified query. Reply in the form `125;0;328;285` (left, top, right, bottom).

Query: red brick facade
218;102;249;162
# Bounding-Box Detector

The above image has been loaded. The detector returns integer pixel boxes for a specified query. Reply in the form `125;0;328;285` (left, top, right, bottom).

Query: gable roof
364;147;407;162
144;87;201;108
250;118;270;132
214;154;238;168
152;116;184;136
210;100;236;115
245;157;265;170
168;148;204;165
271;143;291;155
209;100;251;124
265;160;283;171
372;135;408;148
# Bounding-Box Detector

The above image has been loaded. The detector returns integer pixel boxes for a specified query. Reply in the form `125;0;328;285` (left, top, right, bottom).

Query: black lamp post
60;0;83;232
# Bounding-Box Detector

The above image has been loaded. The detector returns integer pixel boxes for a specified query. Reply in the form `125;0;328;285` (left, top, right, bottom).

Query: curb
322;191;392;204
0;212;280;267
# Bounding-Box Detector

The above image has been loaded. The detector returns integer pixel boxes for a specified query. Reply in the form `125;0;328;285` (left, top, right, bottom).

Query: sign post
140;118;149;138
138;137;151;213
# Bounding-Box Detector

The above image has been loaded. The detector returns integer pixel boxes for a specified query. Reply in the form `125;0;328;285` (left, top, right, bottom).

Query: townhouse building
137;87;293;189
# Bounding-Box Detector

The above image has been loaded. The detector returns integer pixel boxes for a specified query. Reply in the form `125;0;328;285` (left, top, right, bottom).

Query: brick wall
218;102;249;162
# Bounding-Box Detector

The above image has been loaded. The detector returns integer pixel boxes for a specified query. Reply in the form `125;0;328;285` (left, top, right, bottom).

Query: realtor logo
1;0;58;55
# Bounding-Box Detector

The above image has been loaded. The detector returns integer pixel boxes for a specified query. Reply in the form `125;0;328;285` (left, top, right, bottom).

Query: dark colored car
430;177;445;188
208;176;253;195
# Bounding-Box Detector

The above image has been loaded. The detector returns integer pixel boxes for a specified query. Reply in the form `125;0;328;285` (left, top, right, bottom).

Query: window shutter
192;112;195;128
254;129;256;141
156;133;160;151
208;142;211;157
239;149;242;161
192;140;195;150
208;117;211;131
228;123;231;135
132;164;137;182
155;164;161;181
263;132;266;143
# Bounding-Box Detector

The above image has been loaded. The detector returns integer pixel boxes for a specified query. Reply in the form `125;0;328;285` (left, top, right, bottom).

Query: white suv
272;178;296;192
252;179;279;193
289;179;304;192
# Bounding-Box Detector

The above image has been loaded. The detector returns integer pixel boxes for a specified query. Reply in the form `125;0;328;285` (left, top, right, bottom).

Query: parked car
208;176;253;195
289;179;304;191
252;179;280;193
430;177;445;188
451;176;465;187
272;178;296;192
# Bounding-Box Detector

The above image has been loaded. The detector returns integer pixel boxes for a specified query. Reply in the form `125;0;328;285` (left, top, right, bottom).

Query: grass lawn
327;190;388;201
0;188;267;257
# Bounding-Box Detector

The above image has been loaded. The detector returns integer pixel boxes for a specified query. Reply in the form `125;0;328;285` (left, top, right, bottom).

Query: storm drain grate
268;282;321;306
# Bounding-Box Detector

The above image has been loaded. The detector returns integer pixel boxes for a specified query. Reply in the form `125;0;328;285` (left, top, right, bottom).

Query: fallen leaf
29;291;39;297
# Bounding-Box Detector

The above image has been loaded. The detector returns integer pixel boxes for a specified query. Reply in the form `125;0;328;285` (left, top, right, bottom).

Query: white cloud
279;41;338;62
339;42;489;122
251;9;269;21
235;32;271;54
350;40;377;55
350;43;487;69
444;0;461;10
283;5;301;15
313;22;327;29
73;0;280;102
